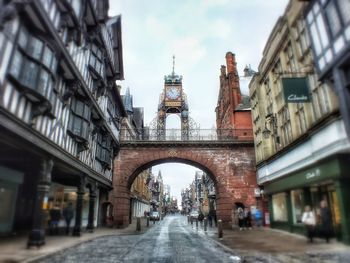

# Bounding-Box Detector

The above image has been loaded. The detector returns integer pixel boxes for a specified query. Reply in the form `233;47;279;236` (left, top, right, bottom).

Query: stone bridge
112;134;257;228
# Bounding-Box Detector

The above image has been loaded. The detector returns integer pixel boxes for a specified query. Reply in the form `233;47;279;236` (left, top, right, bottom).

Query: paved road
35;215;239;263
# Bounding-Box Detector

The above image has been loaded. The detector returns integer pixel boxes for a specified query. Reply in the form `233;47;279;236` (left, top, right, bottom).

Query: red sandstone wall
112;144;257;228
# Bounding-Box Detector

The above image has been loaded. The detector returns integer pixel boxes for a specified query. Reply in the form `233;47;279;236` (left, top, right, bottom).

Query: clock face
166;86;180;100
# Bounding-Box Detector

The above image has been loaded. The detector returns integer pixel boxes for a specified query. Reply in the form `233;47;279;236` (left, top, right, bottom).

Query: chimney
225;52;237;74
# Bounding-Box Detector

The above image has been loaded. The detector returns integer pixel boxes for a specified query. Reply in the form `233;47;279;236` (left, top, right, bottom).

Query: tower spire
172;55;175;76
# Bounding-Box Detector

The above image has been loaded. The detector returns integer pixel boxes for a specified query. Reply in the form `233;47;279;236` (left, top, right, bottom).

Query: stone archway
111;141;257;228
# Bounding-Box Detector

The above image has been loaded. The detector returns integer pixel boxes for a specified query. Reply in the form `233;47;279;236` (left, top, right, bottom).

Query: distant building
130;168;151;219
0;0;125;246
249;0;350;243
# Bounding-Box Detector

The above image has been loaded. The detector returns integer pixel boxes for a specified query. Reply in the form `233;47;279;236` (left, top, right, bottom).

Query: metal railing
120;129;253;142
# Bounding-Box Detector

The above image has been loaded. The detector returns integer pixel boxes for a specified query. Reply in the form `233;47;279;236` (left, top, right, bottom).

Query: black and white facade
0;0;125;247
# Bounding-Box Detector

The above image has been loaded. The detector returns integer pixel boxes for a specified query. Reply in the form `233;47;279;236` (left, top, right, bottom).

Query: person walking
254;208;263;227
63;202;74;235
319;200;332;243
301;205;316;243
244;207;252;229
237;207;244;230
49;205;61;235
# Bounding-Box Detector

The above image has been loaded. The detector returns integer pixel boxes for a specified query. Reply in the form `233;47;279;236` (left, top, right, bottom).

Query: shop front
47;183;100;231
265;154;350;243
0;166;24;235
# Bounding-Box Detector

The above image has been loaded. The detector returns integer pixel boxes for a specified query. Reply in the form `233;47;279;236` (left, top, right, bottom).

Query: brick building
216;52;253;139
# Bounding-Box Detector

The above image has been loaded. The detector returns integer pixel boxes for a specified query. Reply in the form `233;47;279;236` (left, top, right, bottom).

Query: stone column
86;186;97;232
27;159;53;248
73;177;85;236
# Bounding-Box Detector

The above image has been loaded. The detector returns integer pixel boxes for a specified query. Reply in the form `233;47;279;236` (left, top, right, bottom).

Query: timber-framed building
0;0;125;246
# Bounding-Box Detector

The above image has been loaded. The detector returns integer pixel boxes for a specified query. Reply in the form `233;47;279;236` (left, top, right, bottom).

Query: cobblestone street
34;216;237;263
32;215;350;263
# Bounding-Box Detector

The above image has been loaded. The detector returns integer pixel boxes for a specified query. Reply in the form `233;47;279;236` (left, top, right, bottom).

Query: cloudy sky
109;0;289;206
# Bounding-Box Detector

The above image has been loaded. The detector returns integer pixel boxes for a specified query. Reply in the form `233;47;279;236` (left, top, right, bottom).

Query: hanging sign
282;77;310;103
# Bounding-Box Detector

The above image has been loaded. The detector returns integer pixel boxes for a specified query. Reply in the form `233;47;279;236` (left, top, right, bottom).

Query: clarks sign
282;77;310;103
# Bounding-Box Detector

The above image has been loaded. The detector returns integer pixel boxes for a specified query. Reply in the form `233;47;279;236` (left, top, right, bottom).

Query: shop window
68;98;91;142
291;190;304;224
272;193;288;222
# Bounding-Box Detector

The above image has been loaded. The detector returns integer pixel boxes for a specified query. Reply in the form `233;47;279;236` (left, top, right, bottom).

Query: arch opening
128;160;217;221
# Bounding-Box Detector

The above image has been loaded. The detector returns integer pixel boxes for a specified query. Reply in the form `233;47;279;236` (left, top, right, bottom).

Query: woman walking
301;205;316;243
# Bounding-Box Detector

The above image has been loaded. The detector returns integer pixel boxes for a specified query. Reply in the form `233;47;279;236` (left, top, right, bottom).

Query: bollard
195;218;198;229
204;217;207;232
218;219;223;239
146;216;149;227
136;217;141;232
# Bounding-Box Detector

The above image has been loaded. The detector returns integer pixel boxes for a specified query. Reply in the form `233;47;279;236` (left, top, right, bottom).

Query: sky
109;0;289;206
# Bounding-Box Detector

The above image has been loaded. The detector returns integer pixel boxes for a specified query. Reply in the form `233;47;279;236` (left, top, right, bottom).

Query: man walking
63;202;74;235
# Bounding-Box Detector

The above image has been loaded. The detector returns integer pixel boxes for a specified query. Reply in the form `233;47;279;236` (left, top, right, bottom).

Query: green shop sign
282;77;310;103
265;158;341;194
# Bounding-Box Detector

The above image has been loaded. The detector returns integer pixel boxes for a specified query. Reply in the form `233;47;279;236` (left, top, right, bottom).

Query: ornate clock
166;86;180;100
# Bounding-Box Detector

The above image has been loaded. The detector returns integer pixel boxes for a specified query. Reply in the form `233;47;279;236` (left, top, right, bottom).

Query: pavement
0;217;155;263
196;223;350;262
1;216;349;263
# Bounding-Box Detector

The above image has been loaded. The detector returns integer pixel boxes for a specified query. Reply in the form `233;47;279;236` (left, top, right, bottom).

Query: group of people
237;207;262;230
49;202;75;235
301;200;333;243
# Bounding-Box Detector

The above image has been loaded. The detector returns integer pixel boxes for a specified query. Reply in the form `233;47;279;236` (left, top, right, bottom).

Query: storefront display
272;193;288;222
291;189;303;224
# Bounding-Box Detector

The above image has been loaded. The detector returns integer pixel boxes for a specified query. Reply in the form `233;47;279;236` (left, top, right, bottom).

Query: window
291;190;304;224
296;103;307;134
306;0;350;73
89;44;105;79
8;26;57;102
68;98;91;141
68;0;82;18
325;1;342;38
96;133;112;167
284;42;297;73
279;106;293;146
338;0;350;25
296;18;310;56
272;193;288;222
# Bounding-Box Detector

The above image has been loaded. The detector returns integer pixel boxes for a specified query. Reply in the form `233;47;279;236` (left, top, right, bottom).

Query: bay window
96;133;112;168
8;26;57;105
306;0;350;75
89;44;105;79
68;98;91;141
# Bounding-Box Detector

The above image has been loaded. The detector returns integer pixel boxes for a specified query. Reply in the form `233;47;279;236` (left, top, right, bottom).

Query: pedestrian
244;207;252;229
237;207;244;230
198;211;204;222
208;213;213;227
254;208;263;227
319;200;332;243
301;205;316;243
63;202;74;235
49;205;61;235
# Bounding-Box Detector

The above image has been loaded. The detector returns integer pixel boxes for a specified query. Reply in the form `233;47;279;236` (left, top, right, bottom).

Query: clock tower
155;56;189;140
